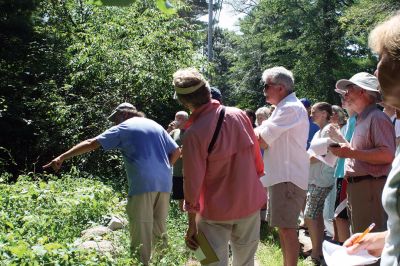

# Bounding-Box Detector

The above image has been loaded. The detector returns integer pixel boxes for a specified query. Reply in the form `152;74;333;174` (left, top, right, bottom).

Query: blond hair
369;12;400;60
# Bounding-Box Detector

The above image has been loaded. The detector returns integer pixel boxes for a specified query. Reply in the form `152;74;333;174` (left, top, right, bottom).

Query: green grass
257;222;311;266
0;172;310;265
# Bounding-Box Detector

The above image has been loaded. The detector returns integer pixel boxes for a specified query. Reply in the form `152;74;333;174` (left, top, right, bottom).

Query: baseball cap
210;87;222;103
107;102;136;121
300;98;312;108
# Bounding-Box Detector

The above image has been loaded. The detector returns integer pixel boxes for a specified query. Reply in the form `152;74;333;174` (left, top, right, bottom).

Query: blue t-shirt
307;117;320;150
96;117;178;196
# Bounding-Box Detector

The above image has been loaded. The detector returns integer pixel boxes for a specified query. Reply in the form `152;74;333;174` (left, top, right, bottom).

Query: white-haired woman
255;106;271;126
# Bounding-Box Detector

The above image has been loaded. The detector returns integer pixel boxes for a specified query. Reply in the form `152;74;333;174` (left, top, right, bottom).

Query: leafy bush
0;172;195;265
1;0;206;179
0;173;124;264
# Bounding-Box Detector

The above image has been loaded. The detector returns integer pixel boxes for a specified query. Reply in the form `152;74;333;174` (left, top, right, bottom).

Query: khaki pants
197;211;260;266
126;192;170;265
347;178;387;233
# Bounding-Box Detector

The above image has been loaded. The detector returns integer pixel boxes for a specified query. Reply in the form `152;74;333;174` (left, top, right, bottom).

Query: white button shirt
258;92;310;190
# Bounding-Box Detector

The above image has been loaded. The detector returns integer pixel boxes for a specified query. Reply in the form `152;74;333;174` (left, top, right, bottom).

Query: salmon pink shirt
183;100;266;221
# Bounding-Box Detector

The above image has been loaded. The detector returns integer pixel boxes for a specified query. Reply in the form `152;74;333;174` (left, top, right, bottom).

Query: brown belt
346;175;387;184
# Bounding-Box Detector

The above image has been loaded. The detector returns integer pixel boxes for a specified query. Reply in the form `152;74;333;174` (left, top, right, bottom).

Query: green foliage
0;173;124;264
215;0;348;109
210;28;242;107
211;0;399;110
89;0;135;6
0;172;195;265
156;0;178;15
338;0;400;74
340;0;400;42
0;0;205;178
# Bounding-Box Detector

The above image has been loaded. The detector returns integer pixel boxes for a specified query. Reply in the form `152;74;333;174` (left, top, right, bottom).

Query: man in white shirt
256;66;310;266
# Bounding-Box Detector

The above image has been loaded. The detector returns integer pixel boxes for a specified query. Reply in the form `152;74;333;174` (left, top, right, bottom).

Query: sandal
310;256;325;266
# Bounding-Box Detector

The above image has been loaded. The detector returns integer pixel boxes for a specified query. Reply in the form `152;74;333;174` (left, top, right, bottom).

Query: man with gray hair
256;66;309;266
329;72;395;235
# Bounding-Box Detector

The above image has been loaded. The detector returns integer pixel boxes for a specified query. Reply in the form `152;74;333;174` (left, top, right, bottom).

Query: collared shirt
183;100;266;221
345;104;396;177
258;92;310;190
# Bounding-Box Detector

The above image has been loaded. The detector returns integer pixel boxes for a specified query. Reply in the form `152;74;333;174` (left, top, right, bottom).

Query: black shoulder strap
208;106;226;153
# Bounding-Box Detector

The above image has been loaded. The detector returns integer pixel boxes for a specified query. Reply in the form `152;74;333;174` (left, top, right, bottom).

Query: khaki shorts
267;182;306;228
347;178;387;233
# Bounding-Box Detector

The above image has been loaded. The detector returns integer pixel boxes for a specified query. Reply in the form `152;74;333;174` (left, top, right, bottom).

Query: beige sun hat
335;72;380;95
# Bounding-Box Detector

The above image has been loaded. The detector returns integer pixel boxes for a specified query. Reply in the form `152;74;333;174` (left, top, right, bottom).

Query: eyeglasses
264;83;277;91
343;85;362;96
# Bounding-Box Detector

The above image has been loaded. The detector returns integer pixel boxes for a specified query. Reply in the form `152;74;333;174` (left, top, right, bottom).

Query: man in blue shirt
300;98;319;149
43;103;180;265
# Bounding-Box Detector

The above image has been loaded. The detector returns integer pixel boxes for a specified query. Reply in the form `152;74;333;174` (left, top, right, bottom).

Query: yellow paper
194;231;219;265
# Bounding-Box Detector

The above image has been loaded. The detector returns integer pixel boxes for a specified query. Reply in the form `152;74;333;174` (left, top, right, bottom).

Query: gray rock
107;216;127;231
81;225;111;239
79;240;115;253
